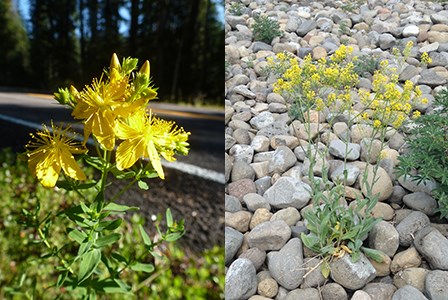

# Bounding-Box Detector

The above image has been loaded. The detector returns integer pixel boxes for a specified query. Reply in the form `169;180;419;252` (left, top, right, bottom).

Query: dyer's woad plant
268;43;427;277
22;54;190;298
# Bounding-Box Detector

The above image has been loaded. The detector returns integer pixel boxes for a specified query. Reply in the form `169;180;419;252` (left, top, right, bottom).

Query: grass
0;148;224;299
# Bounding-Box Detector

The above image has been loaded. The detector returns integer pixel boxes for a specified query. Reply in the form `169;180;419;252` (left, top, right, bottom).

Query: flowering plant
22;54;190;298
268;44;426;277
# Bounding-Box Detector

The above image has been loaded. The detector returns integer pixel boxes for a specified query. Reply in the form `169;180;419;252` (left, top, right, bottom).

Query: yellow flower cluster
268;47;359;113
27;54;190;187
420;52;432;66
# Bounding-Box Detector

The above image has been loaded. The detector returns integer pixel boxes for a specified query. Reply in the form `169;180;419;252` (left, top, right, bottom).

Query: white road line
0;114;225;184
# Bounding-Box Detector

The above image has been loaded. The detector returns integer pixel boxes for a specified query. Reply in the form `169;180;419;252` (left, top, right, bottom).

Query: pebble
284;287;320;300
268;146;297;174
238;247;266;271
390;247;422;273
402;192;438;216
225;211;252;232
249;208;273;230
360;165;393;201
414;226;448;270
263;176;312;209
320;283;348;300
329;139;361;161
225;258;257;300
270;207;301;226
362;283;397;300
243;193;270;212
225;227;244;265
301;257;326;288
425;270;448;300
392;285;428;300
330;253;376;290
396;211;430;247
351;290;372;300
369;221;399;257
247;220;291;251
393;267;428;292
267;238;305;289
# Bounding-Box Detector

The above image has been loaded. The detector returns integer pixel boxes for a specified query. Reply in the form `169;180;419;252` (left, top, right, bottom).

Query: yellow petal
147;140;164;179
116;139;144;170
92;111;115;150
36;157;61;188
60;148;86;181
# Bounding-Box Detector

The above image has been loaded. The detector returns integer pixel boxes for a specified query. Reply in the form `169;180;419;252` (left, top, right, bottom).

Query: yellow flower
115;110;190;179
26;123;87;188
421;52;432;65
72;54;157;150
420;97;428;105
412;110;421;119
373;119;382;128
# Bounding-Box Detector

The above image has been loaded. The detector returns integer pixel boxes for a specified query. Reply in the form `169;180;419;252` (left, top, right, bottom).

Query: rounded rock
225;258;257;300
396;211;430;247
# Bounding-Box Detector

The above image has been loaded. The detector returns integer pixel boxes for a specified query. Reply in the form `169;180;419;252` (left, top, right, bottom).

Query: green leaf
166;208;173;227
321;260;331;278
84;155;106;171
361;247;387;263
165;232;183;242
111;252;128;264
78;248;101;284
103;202;139;212
97;218;123;231
96;233;121;248
68;229;86;244
78;241;93;257
130;262;155;273
139;224;152;247
138;180;149;190
110;166;136;180
56;271;68;288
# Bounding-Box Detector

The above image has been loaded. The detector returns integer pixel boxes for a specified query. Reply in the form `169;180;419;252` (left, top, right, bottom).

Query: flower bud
110;53;120;70
139;60;150;77
70;85;79;96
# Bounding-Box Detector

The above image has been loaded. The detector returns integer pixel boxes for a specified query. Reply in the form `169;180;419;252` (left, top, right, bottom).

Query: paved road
0;92;224;252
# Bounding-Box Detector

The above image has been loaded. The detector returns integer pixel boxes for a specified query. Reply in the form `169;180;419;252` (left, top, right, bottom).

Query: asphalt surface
0;92;224;252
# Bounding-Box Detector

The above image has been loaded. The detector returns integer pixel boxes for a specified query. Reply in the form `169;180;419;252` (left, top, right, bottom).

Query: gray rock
392;285;428;300
393;267;428;292
250;111;275;130
252;41;273;52
268;146;297;174
225;134;236;151
363;283;397;300
238;248;266;271
225;152;233;183
389;185;406;205
390;247;422;273
256;121;289;139
403;192;438;216
301;257;326;288
233;85;256;98
226;194;242;213
267;238;305;290
360;165;393;202
396;211;430;247
271;207;301;226
369;221;400;257
320;283;348;300
403;25;420;37
398;175;439;195
296;20;317;37
330;253;376;290
329;139;361;160
226;15;246;29
225;211;252;232
431;11;448;24
231;160;255;182
425;270;448;300
418;69;447;86
428;51;448;67
233;128;251;144
229;144;254;163
247;220;291;251
225;258;257;300
254;176;271;195
285;17;300;32
414;226;448;270
251;135;270;152
330;164;360;186
419;42;439;54
225;226;244;265
379;33;396;50
284;288;320;300
243;193;270;212
360;138;382;164
263;176;312;209
399;64;420;81
228;178;257;200
351;290;371;300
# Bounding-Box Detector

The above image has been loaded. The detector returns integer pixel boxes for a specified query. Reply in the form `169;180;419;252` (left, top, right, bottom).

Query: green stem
37;227;75;274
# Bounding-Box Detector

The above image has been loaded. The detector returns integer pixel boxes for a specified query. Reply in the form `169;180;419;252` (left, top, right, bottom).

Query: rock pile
225;0;448;299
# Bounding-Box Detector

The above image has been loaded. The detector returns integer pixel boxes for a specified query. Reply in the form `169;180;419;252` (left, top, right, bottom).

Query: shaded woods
0;0;224;105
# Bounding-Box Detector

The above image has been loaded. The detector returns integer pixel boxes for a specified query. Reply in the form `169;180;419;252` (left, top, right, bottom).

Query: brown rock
390;247;422;273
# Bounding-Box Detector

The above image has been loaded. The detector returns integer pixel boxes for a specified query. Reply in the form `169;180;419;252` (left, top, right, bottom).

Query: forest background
0;0;224;106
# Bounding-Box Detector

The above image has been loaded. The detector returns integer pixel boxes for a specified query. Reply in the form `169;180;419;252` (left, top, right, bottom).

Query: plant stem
37;227;75;274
